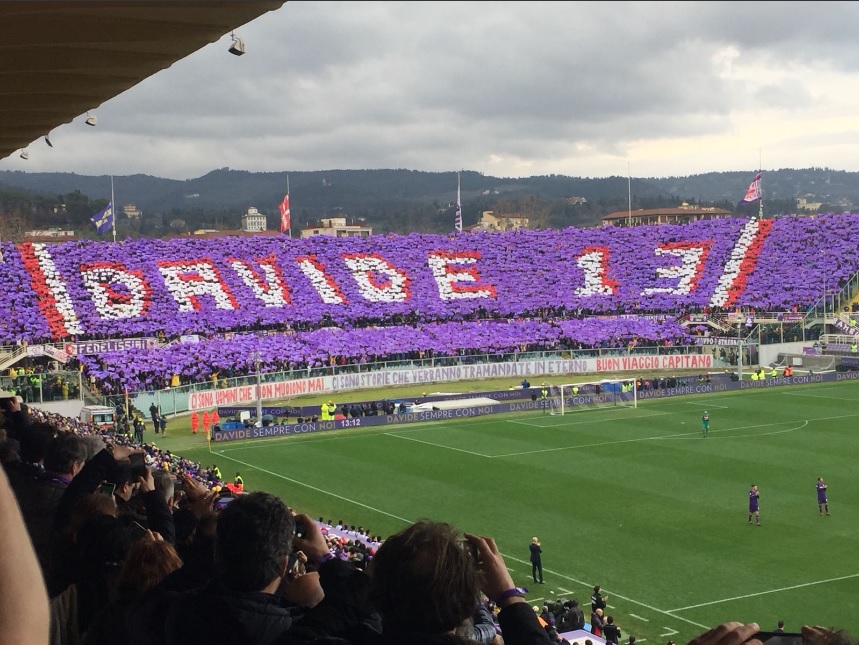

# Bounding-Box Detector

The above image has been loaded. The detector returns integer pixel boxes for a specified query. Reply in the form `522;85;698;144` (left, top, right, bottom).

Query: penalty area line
668;572;859;611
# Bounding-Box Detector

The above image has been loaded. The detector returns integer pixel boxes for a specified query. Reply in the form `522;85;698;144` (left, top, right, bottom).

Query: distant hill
0;166;855;235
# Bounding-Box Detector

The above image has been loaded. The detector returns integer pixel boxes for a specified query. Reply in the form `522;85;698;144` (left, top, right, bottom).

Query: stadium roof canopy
0;1;286;160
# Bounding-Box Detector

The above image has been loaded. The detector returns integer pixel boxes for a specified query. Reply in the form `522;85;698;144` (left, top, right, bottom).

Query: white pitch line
629;614;650;621
681;402;729;409
668;572;859;611
780;392;859;401
208;451;414;523
507;411;670;428
383;431;492;457
500;555;709;630
215;448;706;630
492;411;859;458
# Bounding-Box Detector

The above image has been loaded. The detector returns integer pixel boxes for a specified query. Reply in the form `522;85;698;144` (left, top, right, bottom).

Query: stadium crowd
2;216;859;642
1;394;856;645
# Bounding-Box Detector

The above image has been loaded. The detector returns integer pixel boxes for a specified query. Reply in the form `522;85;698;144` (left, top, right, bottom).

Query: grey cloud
5;1;859;179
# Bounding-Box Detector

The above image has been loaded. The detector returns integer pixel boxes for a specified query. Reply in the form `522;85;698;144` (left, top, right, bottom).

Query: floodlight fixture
20;148;29;160
228;31;246;56
85;112;97;126
44;133;53;147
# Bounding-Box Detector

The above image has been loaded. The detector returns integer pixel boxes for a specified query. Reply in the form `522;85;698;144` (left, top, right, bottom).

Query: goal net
548;379;637;415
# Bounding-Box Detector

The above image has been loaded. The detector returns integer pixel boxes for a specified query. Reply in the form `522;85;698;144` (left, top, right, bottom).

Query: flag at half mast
90;202;114;235
278;194;290;234
455;172;463;233
739;172;762;204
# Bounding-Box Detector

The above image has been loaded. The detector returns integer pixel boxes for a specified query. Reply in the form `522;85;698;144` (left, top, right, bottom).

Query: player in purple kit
748;484;760;526
817;477;830;516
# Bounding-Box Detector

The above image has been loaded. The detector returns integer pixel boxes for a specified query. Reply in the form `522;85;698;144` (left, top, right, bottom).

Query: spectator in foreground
50;513;132;643
83;536;183;645
13;430;86;588
0;462;50;644
163;491;368;645
362;519;552;645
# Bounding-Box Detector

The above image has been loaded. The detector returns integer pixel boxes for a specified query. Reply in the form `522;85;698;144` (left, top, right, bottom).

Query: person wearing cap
529;536;544;584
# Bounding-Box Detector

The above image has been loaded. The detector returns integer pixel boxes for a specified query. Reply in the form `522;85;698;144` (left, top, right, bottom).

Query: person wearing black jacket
591;585;608;613
163;492;371;645
603;615;622;644
530;536;544;584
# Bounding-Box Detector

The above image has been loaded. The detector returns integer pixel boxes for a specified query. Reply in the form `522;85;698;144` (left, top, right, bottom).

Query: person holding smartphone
56;441;175;546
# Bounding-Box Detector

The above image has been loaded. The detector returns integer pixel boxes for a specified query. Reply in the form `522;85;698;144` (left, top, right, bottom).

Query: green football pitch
161;380;859;643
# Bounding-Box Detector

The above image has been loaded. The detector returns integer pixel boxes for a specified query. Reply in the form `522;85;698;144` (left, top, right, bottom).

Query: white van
79;405;117;430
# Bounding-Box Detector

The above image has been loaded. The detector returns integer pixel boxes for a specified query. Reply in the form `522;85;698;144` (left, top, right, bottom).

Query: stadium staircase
681;313;732;333
0;344;27;373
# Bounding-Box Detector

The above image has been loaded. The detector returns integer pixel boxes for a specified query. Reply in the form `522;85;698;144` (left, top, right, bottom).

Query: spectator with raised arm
306;519;552;645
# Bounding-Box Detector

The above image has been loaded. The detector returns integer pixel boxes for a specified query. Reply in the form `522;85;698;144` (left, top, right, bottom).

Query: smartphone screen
213;496;235;511
126;520;149;542
98;482;116;496
753;632;804;645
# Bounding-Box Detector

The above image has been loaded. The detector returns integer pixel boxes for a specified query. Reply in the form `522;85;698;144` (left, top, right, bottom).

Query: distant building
241;207;267;232
123;203;142;219
796;197;822;213
25;228;75;239
169;219;186;230
566;196;587;205
188;229;281;240
602;203;733;227
476;210;529;231
300;216;372;239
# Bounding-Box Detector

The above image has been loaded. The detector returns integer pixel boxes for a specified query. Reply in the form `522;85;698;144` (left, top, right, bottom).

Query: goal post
549;379;637;415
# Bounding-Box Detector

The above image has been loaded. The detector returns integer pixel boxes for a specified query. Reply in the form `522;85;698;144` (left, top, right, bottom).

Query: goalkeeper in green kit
701;410;710;437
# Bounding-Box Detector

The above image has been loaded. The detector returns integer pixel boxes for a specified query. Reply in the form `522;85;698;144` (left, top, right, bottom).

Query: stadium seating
5;214;859;391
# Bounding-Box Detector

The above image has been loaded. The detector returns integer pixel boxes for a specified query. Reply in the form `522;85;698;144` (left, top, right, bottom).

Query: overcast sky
5;1;859;181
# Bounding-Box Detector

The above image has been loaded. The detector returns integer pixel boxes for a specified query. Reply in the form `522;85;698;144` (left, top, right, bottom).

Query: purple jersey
817;481;828;503
748;489;759;512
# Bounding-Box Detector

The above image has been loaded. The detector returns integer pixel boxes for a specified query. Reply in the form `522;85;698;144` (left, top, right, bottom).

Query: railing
0;370;84;405
0;345;28;372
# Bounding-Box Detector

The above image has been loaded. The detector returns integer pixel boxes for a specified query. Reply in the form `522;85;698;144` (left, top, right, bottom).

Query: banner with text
189;354;712;410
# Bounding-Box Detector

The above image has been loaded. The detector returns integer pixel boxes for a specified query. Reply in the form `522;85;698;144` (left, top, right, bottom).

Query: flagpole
758;149;764;219
110;175;117;242
287;174;291;239
455;171;463;233
627;161;632;227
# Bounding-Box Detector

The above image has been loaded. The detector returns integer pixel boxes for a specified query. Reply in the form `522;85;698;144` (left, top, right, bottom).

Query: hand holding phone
127;520;149;542
129;453;148;479
98;482;116;496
